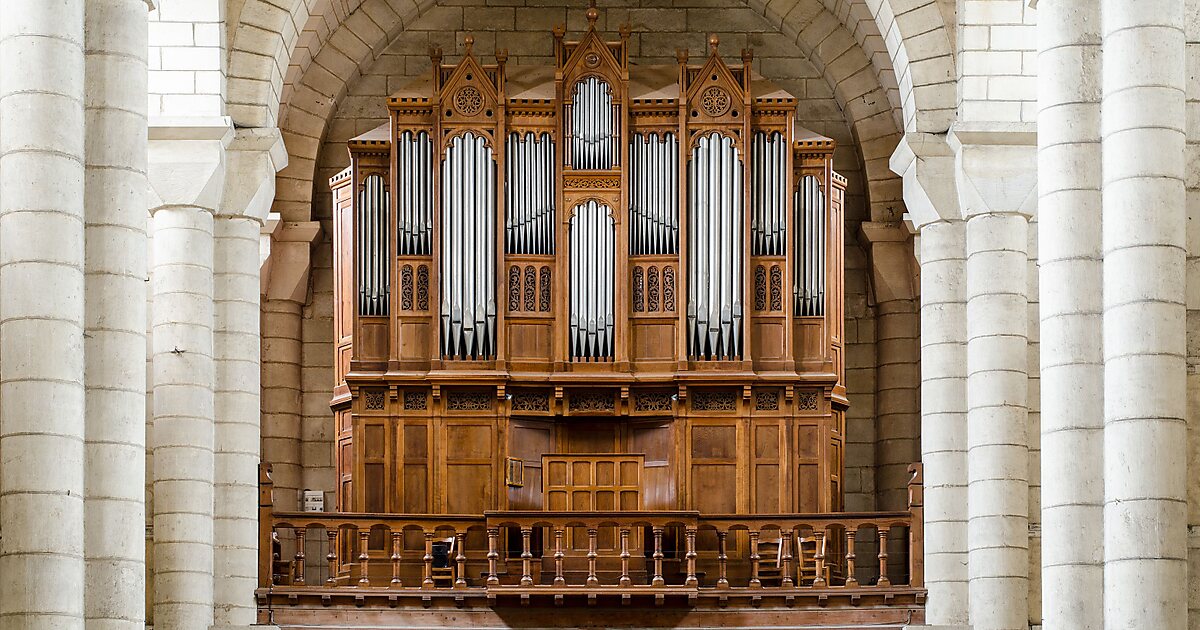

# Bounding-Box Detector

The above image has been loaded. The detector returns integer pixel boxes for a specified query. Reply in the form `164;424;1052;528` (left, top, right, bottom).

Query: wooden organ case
329;10;848;533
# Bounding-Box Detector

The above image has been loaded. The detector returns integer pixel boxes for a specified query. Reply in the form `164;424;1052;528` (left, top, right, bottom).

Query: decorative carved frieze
692;390;737;411
511;389;550;412
570;390;616;412
755;389;779;411
447;390;493;411
363;388;386;410
634;392;673;413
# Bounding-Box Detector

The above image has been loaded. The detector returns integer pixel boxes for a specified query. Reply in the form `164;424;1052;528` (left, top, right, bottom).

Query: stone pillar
1187;9;1200;628
950;125;1037;630
148;118;232;630
893;133;969;627
212;129;287;626
83;1;150;629
260;221;320;512
0;0;87;626
1101;1;1189;627
1037;1;1104;628
861;221;920;513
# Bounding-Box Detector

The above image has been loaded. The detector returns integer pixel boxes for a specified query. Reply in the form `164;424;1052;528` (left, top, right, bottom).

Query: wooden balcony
256;466;926;628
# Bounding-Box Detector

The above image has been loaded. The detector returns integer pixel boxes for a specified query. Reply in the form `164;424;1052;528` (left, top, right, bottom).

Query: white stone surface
0;1;88;626
1102;1;1190;629
1036;1;1103;629
84;1;151;629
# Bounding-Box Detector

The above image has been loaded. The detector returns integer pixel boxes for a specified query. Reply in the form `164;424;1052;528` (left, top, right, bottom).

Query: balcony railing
256;465;924;611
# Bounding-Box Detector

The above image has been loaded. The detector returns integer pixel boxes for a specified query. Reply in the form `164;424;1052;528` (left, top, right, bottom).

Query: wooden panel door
543;454;642;552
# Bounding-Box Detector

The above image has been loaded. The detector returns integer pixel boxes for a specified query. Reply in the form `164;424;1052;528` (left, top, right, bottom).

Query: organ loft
261;6;923;624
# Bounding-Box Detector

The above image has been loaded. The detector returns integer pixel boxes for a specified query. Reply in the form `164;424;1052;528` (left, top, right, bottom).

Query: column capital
890;133;960;231
220;127;288;223
148;116;235;213
946;122;1038;221
261;215;322;303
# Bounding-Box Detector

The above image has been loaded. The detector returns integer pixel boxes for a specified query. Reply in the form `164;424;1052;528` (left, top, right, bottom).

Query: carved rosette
700;86;731;116
454;86;484;116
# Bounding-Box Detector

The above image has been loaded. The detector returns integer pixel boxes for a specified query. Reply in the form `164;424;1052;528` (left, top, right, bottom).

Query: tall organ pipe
751;131;786;256
505;132;556;255
687;132;743;359
571;77;617;170
629;133;679;255
398;131;433;255
357;174;389;316
795;175;826;316
569;201;615;359
440;132;497;358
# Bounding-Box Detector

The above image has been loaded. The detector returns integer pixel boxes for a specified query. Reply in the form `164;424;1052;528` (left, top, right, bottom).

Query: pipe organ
330;9;848;527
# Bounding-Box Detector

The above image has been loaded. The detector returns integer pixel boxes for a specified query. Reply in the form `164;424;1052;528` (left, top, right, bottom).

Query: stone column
1187;10;1200;628
260;222;320;512
148;118;232;630
950;125;1037;630
893;133;968;627
1101;1;1189;628
0;1;87;627
83;1;151;629
1036;1;1104;628
213;129;287;626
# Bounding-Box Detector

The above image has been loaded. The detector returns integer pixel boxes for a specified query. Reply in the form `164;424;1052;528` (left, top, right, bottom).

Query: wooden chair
431;536;456;587
796;534;827;586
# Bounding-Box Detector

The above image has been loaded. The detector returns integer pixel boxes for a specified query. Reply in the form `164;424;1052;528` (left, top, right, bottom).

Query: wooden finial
430;45;443;65
676;48;689;65
741;47;753;63
708;34;720;55
463;34;475;54
495;48;509;65
586;0;599;26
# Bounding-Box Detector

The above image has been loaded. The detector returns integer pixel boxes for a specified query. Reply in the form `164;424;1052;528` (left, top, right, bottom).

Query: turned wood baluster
684;527;698;587
293;527;306;585
486;527;500;586
877;529;891;587
586;528;599;586
716;530;729;588
553;527;565;586
520;527;533;586
619;527;631;586
812;529;827;587
748;530;761;588
455;532;467;589
651;527;665;586
422;532;434;589
358;530;371;586
780;530;794;588
390;530;403;587
845;528;858;587
326;529;338;585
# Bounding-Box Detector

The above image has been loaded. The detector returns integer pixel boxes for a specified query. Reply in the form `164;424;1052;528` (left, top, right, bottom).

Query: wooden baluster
326;529;339;585
553;527;566;586
519;527;533;586
877;529;891;587
845;528;858;587
812;529;827;587
780;529;793;588
586;528;599;586
390;530;403;587
651;527;665;586
716;530;729;589
455;532;467;589
684;527;698;587
422;532;434;589
486;527;500;586
748;530;761;588
619;527;631;587
358;530;371;586
293;527;307;585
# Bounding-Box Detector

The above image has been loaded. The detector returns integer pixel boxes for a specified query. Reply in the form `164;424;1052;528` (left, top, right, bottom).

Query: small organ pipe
397;131;433;256
629;133;679;256
356;174;389;317
569;201;614;359
687;133;743;359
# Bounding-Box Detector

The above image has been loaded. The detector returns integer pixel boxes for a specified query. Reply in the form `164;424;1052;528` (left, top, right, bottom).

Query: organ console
329;6;847;526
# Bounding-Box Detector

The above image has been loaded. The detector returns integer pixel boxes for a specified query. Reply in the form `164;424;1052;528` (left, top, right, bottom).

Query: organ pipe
570;77;618;170
398;130;433;255
795;174;825;316
569;200;615;359
357;173;389;316
751;131;786;256
629;132;679;255
505;132;556;255
687;132;743;360
440;132;497;359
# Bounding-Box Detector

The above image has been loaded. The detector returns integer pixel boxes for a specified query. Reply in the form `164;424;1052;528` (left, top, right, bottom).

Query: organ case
329;12;848;525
